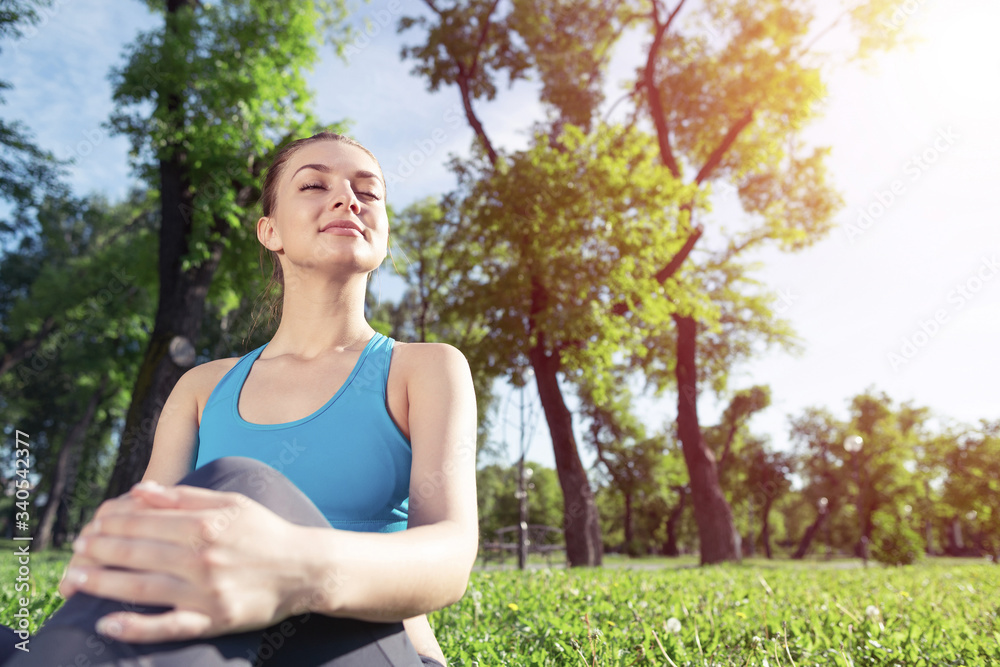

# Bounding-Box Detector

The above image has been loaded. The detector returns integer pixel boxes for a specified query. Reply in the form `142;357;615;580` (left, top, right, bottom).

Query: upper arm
142;365;208;486
404;344;479;559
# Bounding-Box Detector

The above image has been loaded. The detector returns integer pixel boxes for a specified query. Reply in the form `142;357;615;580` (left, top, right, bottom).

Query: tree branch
694;107;755;185
468;0;502;79
643;0;688;178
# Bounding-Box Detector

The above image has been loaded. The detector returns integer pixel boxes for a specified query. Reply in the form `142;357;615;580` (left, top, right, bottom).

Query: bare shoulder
391;341;471;378
174;356;242;413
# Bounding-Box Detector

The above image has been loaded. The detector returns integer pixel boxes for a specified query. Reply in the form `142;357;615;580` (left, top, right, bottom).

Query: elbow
442;538;478;608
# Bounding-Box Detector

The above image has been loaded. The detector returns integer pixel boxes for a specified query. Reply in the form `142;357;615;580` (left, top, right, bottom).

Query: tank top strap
347;332;395;401
378;334;394;402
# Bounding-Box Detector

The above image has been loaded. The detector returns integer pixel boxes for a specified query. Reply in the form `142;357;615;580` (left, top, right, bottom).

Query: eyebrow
292;163;384;188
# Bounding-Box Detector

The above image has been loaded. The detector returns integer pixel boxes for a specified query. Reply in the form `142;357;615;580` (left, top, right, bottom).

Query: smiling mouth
320;221;364;236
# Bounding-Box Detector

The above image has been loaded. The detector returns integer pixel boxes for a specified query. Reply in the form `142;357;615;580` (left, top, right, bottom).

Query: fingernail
96;618;122;637
66;568;87;586
133;480;164;492
72;536;87;553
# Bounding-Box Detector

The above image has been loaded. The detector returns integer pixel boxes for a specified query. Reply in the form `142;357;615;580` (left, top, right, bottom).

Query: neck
265;270;375;359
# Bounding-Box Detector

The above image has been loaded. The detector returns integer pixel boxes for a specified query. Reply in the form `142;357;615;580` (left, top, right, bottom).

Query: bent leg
5;457;424;667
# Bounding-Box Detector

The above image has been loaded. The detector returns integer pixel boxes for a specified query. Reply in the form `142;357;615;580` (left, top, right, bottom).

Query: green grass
2;542;998;666
437;558;1000;666
0;540;72;636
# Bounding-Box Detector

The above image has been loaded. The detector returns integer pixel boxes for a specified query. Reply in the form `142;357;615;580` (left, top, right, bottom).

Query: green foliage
477;462;564;542
871;511;925;567
106;0;351;318
399;0;531;102
447;124;694;398
0;188;155;541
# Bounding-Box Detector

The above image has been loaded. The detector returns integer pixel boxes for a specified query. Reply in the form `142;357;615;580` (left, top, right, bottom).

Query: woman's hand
61;482;319;643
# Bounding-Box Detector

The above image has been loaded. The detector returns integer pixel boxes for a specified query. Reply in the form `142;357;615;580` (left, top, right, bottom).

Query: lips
320;220;364;237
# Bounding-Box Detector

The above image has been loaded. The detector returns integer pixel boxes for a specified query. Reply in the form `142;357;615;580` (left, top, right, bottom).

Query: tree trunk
529;335;602;567
624;490;633;547
661;486;687;556
0;317;56;379
104;0;229;498
674;314;740;564
760;496;775;559
35;377;107;549
792;506;831;559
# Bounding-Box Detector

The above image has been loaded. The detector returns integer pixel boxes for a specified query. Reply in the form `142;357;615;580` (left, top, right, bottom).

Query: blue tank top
195;332;411;533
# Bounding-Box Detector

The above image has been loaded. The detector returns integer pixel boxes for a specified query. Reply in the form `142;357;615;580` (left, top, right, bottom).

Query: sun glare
892;2;1000;117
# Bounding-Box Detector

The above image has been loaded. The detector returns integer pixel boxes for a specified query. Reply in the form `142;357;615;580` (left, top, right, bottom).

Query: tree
1;189;157;547
401;0;697;566
401;0;904;566
629;0;910;563
787;391;930;560
939;421;1000;560
381;197;498;457
417;122;691;566
103;0;352;496
476;461;564;543
788;406;846;559
583;389;663;552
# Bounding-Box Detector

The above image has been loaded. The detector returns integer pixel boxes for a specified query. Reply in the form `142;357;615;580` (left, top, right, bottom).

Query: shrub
871;516;925;566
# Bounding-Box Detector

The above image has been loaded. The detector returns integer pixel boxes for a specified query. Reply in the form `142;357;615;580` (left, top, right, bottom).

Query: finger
63;565;185;609
130;482;251;511
58;554;101;597
96;609;214;644
72;533;197;580
91;504;255;551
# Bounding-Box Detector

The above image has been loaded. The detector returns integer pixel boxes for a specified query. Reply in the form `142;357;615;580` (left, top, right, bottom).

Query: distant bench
479;524;565;566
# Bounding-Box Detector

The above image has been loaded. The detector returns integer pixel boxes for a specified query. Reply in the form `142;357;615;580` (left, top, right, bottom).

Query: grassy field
2;542;998;666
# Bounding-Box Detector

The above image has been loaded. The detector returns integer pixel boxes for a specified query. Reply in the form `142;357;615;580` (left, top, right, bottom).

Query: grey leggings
2;457;442;667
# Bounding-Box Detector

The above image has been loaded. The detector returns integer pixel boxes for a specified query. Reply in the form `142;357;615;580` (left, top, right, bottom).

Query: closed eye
299;182;325;191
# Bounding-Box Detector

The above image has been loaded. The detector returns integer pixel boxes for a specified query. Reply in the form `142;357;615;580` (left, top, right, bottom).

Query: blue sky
3;0;999;472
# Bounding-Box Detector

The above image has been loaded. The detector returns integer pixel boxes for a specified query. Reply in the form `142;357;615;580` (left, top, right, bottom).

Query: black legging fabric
1;456;441;667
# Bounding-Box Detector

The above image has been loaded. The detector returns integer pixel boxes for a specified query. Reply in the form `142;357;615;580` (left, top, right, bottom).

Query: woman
6;133;478;666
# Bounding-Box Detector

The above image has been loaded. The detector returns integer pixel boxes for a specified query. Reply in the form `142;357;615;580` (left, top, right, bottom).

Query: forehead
284;140;381;182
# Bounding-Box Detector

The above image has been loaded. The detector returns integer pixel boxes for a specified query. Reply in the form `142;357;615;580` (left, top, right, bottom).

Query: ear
257;216;282;252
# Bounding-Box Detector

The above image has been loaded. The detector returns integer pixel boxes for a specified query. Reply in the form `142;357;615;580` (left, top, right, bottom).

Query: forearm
287;521;477;622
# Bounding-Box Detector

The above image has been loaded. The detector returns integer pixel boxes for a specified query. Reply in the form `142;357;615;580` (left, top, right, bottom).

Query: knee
199;456;275;477
181;456;287;493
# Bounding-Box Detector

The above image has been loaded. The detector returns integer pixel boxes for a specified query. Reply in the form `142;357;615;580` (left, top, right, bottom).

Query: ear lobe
257;216;282;252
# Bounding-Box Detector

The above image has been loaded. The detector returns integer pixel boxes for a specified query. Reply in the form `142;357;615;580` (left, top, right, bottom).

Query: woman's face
258;140;388;278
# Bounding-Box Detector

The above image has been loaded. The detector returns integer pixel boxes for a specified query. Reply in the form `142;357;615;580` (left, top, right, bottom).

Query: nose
329;182;360;214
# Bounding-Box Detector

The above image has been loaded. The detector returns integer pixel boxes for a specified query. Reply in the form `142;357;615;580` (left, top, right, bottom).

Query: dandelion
865;605;880;622
900;591;910;598
736;611;747;619
665;617;682;633
508;603;519;612
607;621;616;627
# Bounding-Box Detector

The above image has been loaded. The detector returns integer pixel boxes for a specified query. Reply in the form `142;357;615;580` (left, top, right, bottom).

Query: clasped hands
60;482;319;643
